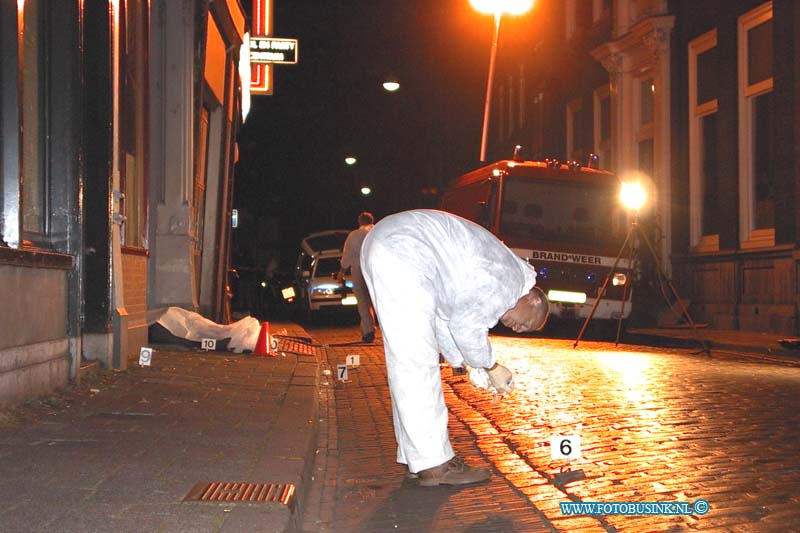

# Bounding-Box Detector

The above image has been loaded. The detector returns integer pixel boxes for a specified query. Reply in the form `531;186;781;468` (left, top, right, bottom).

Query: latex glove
467;366;494;391
486;363;514;393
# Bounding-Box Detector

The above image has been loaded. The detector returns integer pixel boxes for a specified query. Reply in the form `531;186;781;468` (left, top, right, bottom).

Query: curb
626;329;800;366
269;323;322;533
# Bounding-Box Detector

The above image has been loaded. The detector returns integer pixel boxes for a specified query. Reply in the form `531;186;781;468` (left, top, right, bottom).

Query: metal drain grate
276;338;319;356
183;482;296;507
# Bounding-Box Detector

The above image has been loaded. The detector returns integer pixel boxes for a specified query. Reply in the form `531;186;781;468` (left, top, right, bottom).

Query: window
566;97;591;163
191;106;210;308
635;76;655;176
120;0;149;248
592;0;612;23
738;2;774;249
688;30;719;252
565;0;577;40
20;0;48;247
1;0;70;251
593;84;612;170
518;65;526;128
507;74;515;137
565;0;592;39
530;91;545;157
640;77;654;125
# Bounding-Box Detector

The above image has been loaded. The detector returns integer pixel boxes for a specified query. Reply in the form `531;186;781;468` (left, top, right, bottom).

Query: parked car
288;230;357;323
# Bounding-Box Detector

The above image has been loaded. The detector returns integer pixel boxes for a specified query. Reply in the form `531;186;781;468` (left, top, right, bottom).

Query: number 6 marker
550;436;581;459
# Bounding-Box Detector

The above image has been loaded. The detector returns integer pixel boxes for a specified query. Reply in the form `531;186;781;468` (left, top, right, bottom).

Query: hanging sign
249;37;298;64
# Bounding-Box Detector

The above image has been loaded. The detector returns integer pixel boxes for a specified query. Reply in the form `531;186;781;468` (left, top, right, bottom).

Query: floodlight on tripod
573;177;710;354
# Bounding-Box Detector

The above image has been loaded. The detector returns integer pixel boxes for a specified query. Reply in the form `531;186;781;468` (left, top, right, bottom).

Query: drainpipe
110;0;128;369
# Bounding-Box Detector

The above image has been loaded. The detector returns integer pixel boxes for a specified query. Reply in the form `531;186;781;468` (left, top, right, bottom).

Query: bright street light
471;0;535;162
470;0;534;16
382;81;400;92
345;156;357;165
620;181;647;211
360;186;372;196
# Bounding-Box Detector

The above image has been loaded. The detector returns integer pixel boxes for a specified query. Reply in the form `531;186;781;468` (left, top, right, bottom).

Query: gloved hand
466;366;492;391
486;363;514;393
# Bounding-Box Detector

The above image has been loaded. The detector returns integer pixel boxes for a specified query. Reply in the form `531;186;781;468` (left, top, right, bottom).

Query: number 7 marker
337;363;349;382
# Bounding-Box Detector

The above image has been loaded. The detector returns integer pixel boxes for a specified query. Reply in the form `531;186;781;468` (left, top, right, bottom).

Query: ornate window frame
688;29;719;252
737;2;774;249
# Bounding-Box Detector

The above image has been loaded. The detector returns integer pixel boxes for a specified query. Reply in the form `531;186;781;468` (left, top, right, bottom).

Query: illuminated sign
250;37;298;64
250;0;273;94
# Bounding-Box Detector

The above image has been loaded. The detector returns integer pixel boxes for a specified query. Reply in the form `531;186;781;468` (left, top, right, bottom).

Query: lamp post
470;0;534;162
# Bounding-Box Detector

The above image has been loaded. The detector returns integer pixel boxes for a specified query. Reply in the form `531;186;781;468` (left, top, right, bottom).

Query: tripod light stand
573;182;710;355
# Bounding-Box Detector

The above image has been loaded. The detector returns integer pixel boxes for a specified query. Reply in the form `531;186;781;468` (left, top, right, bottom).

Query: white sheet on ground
148;307;262;353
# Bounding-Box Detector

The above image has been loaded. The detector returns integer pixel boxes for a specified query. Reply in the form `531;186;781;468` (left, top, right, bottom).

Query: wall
0;264;70;404
670;0;798;335
675;251;797;335
122;249;149;356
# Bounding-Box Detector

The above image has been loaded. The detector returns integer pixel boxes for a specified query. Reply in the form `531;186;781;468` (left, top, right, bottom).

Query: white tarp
148;307;262;353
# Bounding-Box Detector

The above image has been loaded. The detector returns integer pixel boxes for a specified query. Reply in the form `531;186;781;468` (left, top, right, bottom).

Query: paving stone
302;324;800;532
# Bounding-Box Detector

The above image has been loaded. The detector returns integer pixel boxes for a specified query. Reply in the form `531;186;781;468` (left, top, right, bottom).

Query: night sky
233;1;531;271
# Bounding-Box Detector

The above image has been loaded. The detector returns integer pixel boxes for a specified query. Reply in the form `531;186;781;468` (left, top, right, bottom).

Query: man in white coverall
360;209;549;486
340;211;376;342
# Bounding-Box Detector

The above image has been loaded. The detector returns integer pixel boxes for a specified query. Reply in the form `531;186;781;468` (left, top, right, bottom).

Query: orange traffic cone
253;321;276;357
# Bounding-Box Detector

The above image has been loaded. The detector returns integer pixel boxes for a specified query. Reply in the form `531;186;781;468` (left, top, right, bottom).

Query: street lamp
471;0;535;162
382;72;400;92
345;156;357;166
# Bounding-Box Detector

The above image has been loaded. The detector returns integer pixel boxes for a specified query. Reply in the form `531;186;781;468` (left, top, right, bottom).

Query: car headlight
612;273;627;286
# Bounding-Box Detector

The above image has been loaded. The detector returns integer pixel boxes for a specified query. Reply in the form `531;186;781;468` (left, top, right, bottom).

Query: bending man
340;211;376;342
360;209;549;486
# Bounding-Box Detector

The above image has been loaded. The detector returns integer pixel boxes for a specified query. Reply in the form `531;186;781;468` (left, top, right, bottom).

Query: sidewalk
0;321;319;533
626;326;800;365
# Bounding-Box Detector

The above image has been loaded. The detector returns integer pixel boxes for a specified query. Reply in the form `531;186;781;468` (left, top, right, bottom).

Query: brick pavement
301;326;557;533
301;323;800;533
450;335;800;532
0;322;318;533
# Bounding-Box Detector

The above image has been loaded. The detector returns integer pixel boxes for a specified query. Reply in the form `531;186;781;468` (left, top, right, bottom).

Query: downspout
110;0;128;369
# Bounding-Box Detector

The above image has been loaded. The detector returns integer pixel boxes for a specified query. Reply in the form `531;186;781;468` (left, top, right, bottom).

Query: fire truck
439;156;633;324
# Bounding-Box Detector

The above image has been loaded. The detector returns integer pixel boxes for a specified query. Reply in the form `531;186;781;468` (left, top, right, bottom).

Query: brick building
0;0;247;404
486;0;798;334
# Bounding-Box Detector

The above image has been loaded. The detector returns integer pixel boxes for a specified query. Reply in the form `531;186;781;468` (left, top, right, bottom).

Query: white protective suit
360;209;537;473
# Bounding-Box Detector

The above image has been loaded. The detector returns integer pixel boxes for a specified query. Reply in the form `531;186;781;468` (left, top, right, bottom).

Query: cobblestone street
301;325;553;532
302;323;800;532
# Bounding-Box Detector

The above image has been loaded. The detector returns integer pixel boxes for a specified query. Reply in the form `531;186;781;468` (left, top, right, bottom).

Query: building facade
0;0;246;404
488;0;798;335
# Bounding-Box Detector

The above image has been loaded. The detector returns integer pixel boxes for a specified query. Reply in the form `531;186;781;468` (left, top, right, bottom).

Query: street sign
249;37;298;64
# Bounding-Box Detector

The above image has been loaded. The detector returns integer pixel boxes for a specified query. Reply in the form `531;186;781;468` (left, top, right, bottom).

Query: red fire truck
439;157;633;324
